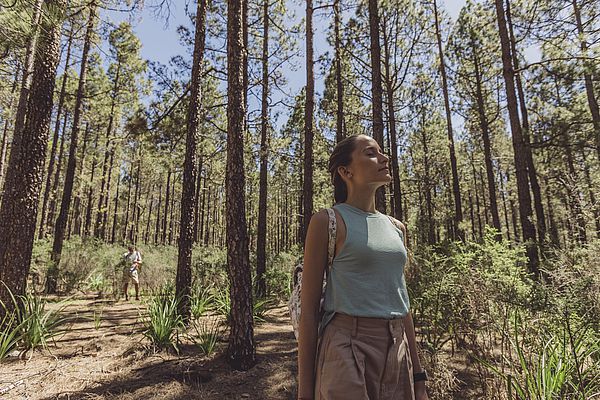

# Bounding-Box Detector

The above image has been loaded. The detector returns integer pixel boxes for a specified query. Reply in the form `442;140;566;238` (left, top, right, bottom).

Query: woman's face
338;135;391;187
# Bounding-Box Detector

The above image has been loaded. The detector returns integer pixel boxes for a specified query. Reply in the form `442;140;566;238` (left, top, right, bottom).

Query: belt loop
352;316;358;337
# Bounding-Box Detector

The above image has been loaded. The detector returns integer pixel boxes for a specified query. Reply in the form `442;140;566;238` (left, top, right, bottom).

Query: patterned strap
325;208;337;271
387;215;405;243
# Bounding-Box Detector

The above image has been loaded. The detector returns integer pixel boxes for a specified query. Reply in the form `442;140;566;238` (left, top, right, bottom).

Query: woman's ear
338;166;352;178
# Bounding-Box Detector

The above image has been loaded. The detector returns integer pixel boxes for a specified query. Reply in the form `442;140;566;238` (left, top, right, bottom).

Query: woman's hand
415;381;428;400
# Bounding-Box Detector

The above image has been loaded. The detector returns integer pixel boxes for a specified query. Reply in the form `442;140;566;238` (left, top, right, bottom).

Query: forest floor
0;294;482;400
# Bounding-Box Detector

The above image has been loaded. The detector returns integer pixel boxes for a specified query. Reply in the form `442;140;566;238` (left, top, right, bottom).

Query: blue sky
101;0;469;127
107;0;468;71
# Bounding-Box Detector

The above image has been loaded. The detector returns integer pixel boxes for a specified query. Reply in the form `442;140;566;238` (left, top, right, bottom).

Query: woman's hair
328;135;362;203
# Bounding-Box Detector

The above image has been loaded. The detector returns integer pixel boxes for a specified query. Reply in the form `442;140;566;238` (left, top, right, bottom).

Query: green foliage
0;290;72;356
93;308;103;330
482;313;600;400
142;287;184;352
16;294;71;352
188;317;221;357
411;228;531;353
0;311;23;360
264;251;300;299
190;285;214;320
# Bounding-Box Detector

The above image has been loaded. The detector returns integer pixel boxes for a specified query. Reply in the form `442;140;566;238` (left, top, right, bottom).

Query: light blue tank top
320;203;410;334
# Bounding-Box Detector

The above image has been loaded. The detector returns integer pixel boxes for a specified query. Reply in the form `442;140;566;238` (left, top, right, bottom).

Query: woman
297;135;428;400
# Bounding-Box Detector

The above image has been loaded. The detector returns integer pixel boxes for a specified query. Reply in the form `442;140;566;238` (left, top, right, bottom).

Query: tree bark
162;170;171;245
130;159;141;242
0;67;20;196
111;170;120;243
176;0;207;321
84;128;100;237
47;3;96;293
46;111;68;235
256;0;270;299
472;46;501;239
154;180;162;245
302;0;314;242
334;0;345;142
226;0;255;370
506;0;546;244
571;0;600;161
433;0;463;240
494;0;539;275
11;0;44;155
71;122;91;237
0;0;66;319
95;63;120;239
381;12;403;222
368;0;386;212
39;25;73;239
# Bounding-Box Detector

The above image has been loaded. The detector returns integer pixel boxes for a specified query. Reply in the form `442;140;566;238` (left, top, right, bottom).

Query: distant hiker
297;135;428;400
122;245;142;301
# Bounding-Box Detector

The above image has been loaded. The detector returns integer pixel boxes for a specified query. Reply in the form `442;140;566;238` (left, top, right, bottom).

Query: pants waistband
329;313;406;338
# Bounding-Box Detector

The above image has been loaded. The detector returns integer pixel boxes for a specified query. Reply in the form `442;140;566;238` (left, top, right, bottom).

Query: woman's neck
344;190;377;214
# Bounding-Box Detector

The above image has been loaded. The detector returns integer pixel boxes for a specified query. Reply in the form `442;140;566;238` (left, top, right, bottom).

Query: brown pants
314;313;415;400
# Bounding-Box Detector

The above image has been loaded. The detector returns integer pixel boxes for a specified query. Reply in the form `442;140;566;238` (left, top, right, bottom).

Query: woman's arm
404;311;424;375
396;221;428;399
297;210;329;400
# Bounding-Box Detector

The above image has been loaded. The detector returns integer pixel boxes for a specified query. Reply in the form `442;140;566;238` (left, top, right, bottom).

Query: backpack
288;208;337;340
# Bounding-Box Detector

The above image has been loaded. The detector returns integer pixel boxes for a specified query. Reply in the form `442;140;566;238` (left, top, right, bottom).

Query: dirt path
0;295;298;400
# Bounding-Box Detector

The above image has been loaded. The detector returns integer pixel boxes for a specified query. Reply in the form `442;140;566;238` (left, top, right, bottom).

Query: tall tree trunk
506;0;546;244
193;154;203;242
256;0;269;299
46;111;68;234
381;14;403;222
38;26;73;239
571;0;600;161
47;3;96;293
199;173;207;244
0;0;66;319
111;172;120;243
176;0;207;323
84;128;100;237
420;114;435;244
101;148;115;240
433;0;463;240
334;0;344;142
168;177;175;244
130;159;141;242
494;0;539;275
368;0;386;212
226;0;255;370
71;122;90;237
302;0;314;242
0;67;20;195
472;46;501;238
11;0;44;155
95;63;120;239
154;180;162;245
145;191;154;245
124;167;133;242
580;148;600;238
162;170;171;245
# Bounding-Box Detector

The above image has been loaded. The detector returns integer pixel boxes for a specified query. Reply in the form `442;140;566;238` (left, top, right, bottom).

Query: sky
100;0;470;128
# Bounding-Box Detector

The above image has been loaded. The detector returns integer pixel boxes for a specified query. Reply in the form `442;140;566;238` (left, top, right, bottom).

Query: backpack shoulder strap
387;215;406;242
324;208;337;270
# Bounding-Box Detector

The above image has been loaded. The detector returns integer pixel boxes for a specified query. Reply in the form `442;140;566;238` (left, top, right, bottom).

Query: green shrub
142;288;184;352
0;311;22;360
482;312;600;400
17;293;71;352
188;316;221;356
264;251;300;299
190;285;214;320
